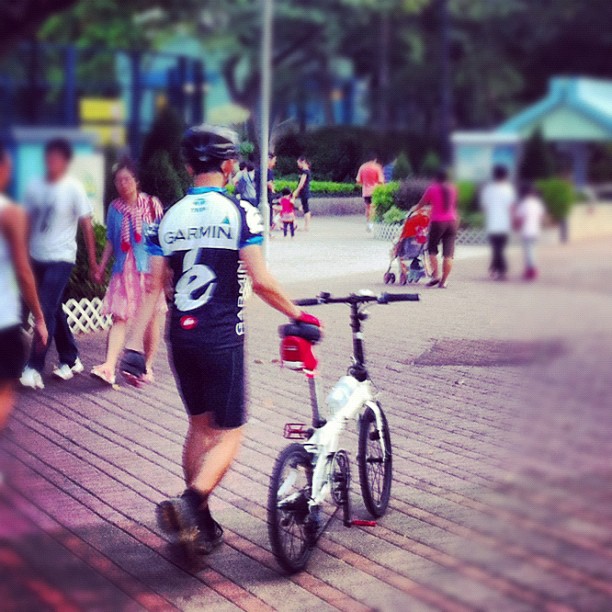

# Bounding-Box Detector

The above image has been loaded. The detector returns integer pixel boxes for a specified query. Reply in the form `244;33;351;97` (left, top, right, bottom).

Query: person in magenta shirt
415;169;458;288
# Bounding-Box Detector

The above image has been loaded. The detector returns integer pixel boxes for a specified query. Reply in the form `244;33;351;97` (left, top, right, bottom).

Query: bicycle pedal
283;423;311;439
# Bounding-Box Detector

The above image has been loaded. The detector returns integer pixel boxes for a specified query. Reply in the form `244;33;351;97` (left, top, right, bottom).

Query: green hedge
372;178;480;225
535;178;575;221
275;180;359;197
65;222;110;301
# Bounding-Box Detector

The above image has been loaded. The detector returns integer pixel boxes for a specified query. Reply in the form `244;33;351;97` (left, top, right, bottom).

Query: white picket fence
63;298;112;334
373;222;487;245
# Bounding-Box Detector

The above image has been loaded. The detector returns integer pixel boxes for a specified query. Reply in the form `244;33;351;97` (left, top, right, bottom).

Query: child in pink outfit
278;188;296;238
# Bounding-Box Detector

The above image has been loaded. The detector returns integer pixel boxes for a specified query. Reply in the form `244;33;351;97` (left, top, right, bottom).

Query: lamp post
439;0;452;166
260;0;274;263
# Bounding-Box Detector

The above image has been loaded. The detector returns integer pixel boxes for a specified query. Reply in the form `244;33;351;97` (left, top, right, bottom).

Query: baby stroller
383;209;430;285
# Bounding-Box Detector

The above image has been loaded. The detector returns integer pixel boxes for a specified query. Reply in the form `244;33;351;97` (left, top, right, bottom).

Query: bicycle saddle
279;322;322;344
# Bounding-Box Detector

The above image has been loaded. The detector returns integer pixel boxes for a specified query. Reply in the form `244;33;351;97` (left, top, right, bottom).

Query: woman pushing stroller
414;169;458;289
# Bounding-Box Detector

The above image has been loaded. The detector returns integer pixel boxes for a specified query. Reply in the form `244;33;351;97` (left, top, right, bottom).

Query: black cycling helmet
181;124;239;165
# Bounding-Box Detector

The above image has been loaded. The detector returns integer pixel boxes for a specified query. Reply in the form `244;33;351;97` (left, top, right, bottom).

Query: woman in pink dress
91;159;167;385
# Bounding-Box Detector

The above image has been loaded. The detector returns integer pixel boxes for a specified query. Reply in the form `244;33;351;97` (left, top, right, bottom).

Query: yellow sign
80;98;125;122
80;98;126;146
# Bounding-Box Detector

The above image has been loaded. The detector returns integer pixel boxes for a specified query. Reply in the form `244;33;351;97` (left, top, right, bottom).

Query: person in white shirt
0;143;48;440
514;183;546;281
480;165;517;280
20;139;97;390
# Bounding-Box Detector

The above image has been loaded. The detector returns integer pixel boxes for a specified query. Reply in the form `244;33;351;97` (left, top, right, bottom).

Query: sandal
426;278;440;287
90;366;116;386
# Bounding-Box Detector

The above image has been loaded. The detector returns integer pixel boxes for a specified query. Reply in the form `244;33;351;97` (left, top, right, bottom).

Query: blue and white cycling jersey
147;186;264;349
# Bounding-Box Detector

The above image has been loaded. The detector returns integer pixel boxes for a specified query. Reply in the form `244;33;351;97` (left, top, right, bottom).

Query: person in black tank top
294;156;312;231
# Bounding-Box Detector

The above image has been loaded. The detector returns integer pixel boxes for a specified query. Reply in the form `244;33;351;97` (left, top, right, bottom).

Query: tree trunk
377;11;391;132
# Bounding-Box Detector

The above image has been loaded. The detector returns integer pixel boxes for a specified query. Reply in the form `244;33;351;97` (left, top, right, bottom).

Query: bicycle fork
366;401;390;459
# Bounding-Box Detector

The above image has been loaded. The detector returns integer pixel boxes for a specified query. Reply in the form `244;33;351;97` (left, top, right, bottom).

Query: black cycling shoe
197;513;224;555
156;495;202;559
157;492;224;555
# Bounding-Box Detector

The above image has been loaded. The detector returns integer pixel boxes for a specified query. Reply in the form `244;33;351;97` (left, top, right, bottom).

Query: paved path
1;222;611;611
267;216;488;283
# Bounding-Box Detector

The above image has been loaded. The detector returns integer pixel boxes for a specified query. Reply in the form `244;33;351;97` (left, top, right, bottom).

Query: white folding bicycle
267;291;419;573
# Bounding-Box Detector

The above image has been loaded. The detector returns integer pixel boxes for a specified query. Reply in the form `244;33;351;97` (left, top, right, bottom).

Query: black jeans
28;260;78;372
488;234;509;276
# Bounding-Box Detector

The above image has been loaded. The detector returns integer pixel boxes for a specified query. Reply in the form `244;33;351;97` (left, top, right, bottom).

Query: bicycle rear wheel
267;443;315;573
358;405;393;517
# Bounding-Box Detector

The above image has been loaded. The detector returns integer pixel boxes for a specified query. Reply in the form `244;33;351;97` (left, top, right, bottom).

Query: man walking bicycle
121;125;320;556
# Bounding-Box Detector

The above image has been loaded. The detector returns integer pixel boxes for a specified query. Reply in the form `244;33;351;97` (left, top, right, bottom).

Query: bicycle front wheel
267;443;315;573
358;405;393;517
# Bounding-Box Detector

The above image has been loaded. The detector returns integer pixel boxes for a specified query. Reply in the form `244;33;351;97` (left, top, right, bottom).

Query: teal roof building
453;77;612;186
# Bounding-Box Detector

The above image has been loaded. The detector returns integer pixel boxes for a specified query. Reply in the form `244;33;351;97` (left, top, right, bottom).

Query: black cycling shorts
170;344;246;429
0;326;27;382
301;195;310;214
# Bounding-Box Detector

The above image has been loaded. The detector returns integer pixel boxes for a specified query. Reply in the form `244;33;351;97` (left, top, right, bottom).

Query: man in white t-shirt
480;165;517;280
20;139;97;390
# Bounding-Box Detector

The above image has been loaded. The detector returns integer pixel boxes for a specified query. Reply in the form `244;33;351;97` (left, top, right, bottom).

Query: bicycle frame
298;299;389;508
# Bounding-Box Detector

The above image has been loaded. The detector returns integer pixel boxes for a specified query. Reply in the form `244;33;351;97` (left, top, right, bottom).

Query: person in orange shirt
356;152;385;231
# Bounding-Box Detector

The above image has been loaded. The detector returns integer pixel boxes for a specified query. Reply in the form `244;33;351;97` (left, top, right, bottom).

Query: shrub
372;179;430;221
392;152;412;180
395;179;430;211
372;182;400;221
65;223;110;301
275;180;359;197
535;178;575;221
456;181;477;215
239;141;255;159
139;106;190;207
383;205;407;225
520;128;555;181
420;150;441;177
140;149;186;209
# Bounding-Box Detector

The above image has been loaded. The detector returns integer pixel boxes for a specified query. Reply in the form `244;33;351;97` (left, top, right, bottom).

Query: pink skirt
101;252;168;321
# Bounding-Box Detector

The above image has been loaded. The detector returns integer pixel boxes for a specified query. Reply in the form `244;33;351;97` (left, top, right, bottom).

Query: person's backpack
237;171;257;203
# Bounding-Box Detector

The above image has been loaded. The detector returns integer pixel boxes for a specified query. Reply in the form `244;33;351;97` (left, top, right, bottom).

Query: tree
139;106;190;208
392;151;412;180
519;129;555;182
0;0;78;55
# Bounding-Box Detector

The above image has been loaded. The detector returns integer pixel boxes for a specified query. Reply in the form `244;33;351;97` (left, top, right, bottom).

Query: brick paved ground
1;220;611;611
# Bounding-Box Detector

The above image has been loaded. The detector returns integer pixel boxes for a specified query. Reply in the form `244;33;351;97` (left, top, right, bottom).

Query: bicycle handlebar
294;298;320;306
294;292;419;307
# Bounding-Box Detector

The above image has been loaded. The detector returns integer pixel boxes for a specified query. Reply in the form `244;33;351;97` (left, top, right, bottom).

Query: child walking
278;188;296;238
514;184;546;280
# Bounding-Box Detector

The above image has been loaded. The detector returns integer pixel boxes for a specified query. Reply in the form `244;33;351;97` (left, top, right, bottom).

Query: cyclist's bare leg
183;412;243;506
